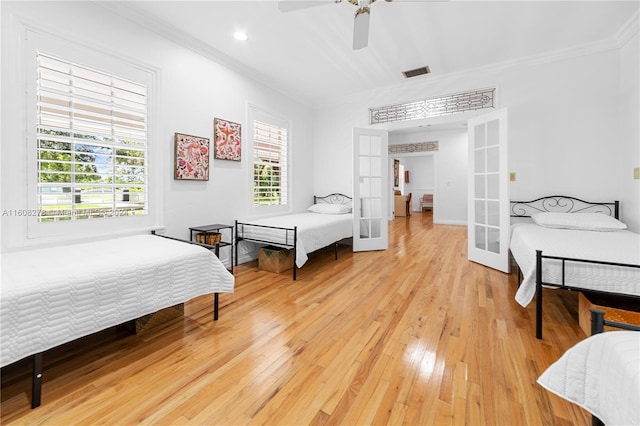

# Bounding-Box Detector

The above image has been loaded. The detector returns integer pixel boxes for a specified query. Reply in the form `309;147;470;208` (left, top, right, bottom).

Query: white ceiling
107;1;638;106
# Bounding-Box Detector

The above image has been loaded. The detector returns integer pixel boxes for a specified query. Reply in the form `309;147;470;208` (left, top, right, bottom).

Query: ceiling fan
278;0;393;50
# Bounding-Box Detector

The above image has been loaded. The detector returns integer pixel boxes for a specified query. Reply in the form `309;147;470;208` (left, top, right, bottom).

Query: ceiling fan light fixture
279;0;386;50
402;66;431;79
352;6;371;49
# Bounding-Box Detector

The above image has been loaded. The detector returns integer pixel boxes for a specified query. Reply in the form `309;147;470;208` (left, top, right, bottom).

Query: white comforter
538;331;640;425
0;235;234;367
239;212;352;268
510;223;640;307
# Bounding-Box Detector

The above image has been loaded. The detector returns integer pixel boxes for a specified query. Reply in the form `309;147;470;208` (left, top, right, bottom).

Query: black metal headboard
314;193;352;207
510;196;619;219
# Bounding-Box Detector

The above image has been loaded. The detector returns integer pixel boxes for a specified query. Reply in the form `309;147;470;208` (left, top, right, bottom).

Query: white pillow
308;203;351;215
531;212;627;231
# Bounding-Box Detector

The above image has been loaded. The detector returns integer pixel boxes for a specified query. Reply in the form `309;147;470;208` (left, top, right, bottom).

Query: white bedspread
510;223;640;307
238;212;352;267
0;234;234;367
538;331;640;425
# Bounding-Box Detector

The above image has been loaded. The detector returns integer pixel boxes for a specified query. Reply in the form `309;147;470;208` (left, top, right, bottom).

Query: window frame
247;104;291;218
35;52;149;223
23;29;162;243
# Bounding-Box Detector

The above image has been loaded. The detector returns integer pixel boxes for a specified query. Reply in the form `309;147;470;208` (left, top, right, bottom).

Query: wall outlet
635;167;640;180
509;172;516;182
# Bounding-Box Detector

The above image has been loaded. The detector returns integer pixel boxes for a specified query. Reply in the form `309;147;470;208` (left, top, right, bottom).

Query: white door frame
388;152;436;217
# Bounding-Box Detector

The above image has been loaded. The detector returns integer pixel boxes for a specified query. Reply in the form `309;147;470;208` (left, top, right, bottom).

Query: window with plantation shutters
253;120;288;206
36;52;148;222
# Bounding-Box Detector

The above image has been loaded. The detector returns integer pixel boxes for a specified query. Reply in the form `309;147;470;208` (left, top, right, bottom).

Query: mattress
238;212;352;267
510;223;640;307
538;331;640;425
0;234;234;367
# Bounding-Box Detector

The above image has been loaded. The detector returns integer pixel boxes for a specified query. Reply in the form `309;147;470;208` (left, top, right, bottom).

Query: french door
467;109;510;272
353;128;389;252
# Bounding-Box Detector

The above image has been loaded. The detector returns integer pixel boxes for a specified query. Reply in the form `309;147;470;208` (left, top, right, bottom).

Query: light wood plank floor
1;212;591;425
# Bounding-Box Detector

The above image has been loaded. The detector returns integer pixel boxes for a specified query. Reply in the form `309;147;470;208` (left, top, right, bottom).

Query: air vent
402;66;431;79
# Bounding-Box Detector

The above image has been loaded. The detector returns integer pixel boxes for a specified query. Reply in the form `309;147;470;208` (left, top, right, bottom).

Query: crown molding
96;1;312;108
614;9;639;48
318;16;639;108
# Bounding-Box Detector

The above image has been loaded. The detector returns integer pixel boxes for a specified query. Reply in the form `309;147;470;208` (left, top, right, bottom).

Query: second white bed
510;223;640;307
237;212;352;268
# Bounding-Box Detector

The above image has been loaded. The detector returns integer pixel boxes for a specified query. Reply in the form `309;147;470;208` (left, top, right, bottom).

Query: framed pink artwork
174;133;210;181
214;118;241;161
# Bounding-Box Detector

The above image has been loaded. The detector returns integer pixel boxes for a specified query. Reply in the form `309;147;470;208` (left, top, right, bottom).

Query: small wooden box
578;292;640;335
259;245;294;274
196;232;221;245
135;303;184;334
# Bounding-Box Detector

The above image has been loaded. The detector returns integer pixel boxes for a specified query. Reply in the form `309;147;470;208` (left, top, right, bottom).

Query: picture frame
174;132;210;181
214;118;242;161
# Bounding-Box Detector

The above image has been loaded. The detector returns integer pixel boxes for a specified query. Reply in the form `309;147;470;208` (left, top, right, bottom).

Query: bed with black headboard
509;195;640;339
235;193;353;280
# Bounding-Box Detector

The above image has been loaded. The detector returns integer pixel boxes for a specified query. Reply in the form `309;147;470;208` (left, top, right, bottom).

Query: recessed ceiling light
234;31;248;41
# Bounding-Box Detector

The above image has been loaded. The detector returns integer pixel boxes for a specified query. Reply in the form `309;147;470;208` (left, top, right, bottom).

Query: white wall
399;155;434;211
1;2;315;260
619;30;640;232
390;129;468;224
313;31;640;231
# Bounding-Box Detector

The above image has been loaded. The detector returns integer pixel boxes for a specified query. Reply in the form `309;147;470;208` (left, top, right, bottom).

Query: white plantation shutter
253;120;288;206
36;52;148;221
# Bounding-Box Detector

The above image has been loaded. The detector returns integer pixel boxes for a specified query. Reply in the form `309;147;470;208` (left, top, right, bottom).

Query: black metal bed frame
588;308;640;426
151;231;223;321
235;193;353;280
510;195;619;218
23;231;225;409
510;195;640;339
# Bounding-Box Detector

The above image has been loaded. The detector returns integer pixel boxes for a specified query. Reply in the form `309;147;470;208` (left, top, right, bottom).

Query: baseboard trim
433;219;467;226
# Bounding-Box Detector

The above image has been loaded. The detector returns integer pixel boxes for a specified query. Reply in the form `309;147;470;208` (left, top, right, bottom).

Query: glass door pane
353;129;388;251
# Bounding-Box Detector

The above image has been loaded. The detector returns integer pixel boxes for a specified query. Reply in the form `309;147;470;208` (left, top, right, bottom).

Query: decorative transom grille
370;88;495;124
389;141;438;154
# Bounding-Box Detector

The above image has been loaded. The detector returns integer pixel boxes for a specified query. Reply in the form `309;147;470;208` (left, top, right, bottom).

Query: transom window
36;52;148;222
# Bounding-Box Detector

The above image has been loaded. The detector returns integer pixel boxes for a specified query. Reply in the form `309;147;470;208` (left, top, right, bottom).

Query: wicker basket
259;245;294;274
196;232;222;245
578;292;640;335
135;303;184;334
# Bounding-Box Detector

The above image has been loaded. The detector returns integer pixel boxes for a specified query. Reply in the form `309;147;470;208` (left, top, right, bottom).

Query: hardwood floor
1;212;591;425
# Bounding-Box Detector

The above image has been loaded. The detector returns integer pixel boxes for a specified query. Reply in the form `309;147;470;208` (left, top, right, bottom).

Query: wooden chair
420;194;433;211
406;193;412;216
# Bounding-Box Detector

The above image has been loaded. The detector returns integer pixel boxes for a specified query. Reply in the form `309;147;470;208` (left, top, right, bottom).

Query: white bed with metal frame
1;233;234;408
235;193;353;280
509;195;640;339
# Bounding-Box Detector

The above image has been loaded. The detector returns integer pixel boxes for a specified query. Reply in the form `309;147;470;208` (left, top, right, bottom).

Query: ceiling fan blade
352;7;370;50
278;1;335;13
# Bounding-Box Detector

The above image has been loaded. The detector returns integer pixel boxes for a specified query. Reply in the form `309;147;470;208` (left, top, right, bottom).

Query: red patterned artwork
174;133;210;180
214;118;241;161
